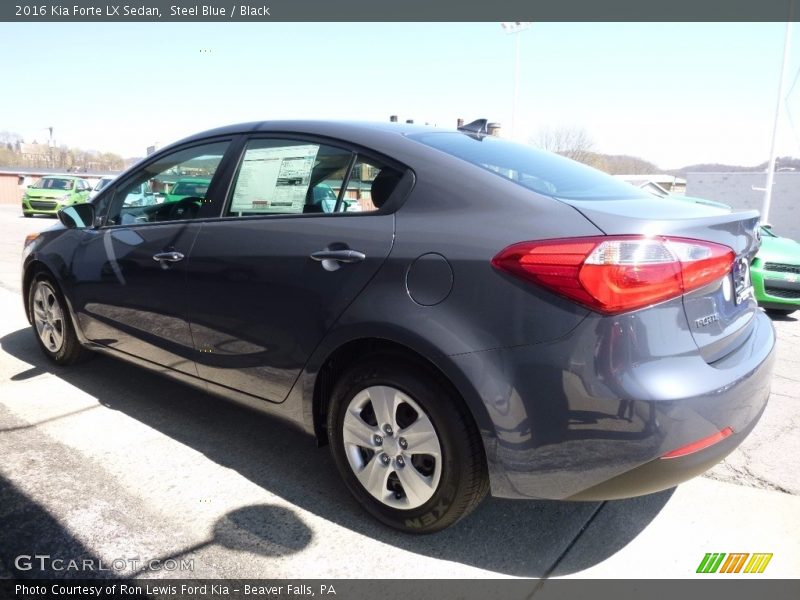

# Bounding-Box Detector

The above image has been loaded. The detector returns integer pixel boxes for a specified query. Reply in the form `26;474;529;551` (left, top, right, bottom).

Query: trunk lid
562;198;760;363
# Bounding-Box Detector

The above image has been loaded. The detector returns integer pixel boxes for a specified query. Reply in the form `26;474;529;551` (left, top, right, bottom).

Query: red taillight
491;235;735;314
660;427;734;459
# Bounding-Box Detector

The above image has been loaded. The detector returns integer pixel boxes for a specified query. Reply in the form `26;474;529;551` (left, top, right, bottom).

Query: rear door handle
310;249;366;263
152;251;185;263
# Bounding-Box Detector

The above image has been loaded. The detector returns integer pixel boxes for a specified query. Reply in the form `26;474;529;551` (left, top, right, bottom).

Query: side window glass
342;157;402;213
226;139;353;216
106;141;229;226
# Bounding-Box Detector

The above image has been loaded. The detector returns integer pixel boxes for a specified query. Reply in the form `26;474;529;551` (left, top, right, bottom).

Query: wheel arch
307;334;496;456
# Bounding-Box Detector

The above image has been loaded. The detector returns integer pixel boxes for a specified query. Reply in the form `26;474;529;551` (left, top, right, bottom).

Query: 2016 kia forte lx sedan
22;120;775;533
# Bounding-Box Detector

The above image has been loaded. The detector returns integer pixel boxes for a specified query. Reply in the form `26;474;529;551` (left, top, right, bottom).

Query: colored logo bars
696;553;773;574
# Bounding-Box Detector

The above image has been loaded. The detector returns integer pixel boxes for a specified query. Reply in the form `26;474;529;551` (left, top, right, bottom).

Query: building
617;174;687;195
686;171;800;241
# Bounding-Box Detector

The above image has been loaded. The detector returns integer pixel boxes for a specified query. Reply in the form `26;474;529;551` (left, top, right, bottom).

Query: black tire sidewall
328;359;480;533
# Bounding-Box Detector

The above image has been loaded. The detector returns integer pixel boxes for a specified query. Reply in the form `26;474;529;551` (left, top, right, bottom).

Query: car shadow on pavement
1;327;673;577
0;472;113;579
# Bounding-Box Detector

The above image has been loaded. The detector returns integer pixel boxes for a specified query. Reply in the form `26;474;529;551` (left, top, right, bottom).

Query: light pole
501;22;532;140
762;12;793;224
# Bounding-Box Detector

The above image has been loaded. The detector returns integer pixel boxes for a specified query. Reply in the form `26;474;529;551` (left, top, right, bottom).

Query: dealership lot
0;205;798;578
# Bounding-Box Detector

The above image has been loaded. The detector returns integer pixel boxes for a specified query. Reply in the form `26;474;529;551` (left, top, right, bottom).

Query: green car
164;177;211;203
22;175;92;217
751;225;800;316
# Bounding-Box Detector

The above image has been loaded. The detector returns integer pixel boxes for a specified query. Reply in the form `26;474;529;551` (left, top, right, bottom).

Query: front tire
327;359;488;533
28;274;92;365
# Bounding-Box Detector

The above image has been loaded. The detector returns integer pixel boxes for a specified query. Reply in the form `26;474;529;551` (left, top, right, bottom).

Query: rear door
186;137;408;401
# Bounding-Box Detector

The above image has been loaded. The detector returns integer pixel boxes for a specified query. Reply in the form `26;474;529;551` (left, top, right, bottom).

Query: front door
69;139;233;374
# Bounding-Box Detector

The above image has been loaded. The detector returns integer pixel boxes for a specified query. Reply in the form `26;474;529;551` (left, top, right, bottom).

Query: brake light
491;235;735;314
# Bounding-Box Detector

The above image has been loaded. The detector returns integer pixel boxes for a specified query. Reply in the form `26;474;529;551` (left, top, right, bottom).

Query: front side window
105;141;229;226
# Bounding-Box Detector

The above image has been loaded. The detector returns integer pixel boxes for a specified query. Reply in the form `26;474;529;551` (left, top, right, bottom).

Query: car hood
757;234;800;263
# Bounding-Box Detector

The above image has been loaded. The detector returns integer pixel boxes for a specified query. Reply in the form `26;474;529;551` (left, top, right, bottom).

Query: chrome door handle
152;251;185;263
310;249;366;263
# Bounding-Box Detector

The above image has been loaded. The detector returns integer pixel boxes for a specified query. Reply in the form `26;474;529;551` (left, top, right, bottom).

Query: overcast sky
1;22;795;169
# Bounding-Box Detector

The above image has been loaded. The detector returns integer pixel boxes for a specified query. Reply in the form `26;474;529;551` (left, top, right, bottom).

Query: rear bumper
567;409;762;500
454;300;776;500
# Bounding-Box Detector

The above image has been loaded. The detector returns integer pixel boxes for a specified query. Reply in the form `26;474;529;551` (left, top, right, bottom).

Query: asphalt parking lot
0;204;798;579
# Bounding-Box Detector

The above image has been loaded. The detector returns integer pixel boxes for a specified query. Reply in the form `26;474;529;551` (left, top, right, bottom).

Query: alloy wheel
32;280;65;354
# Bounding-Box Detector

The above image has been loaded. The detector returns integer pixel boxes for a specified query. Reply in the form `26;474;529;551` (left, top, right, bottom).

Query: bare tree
0;130;23;153
532;126;595;164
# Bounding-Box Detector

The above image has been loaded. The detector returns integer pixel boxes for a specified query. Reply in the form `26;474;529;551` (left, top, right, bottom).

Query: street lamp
501;22;532;140
763;9;793;224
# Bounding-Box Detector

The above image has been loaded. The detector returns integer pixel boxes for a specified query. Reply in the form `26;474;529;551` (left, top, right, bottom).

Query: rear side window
226;139;402;217
410;132;650;201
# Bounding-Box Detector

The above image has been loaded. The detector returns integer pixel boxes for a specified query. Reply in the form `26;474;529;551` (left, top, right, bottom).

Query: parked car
164;177;211;203
122;181;158;207
21;175;92;217
22;120;775;533
309;183;361;213
751;225;800;316
89;176;116;201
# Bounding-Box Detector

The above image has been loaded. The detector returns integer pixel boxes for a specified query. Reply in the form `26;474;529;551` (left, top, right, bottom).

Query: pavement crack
536;501;607;585
703;466;796;496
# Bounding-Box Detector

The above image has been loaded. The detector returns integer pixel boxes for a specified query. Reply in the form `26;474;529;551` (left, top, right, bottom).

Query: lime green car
22;175;92;217
751;225;800;316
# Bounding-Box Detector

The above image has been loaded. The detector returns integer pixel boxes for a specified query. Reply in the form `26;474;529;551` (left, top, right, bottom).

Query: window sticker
230;144;319;214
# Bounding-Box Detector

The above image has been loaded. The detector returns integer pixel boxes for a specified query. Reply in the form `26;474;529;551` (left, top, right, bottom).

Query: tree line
0;130;125;172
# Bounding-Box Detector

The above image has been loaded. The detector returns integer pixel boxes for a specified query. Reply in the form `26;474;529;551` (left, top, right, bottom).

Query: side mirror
58;203;95;229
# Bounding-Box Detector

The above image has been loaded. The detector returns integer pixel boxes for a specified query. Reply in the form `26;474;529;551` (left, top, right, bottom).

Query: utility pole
501;22;532;140
762;12;793;223
47;126;54;169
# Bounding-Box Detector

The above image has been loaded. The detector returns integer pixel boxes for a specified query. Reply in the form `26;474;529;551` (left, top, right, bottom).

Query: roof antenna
457;119;489;134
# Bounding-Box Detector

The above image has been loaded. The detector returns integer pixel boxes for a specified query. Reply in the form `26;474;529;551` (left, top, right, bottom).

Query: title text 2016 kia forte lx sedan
22;120;775;533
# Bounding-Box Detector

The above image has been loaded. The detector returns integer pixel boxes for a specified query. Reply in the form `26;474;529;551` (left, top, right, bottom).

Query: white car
88;176;115;200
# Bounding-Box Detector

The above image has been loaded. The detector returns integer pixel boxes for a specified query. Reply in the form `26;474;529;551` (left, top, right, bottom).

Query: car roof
168;120;459;154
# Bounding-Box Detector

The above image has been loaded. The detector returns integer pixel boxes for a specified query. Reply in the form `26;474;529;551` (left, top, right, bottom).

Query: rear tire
327;358;488;533
28;274;93;365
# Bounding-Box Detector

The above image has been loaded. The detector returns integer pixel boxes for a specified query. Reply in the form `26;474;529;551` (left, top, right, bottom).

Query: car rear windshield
409;132;650;201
